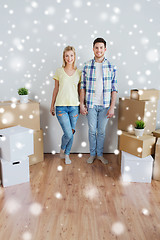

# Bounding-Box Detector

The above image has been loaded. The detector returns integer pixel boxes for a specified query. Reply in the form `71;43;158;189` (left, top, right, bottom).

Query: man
80;37;117;164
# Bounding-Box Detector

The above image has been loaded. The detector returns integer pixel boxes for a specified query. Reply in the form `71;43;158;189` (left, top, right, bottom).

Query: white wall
0;0;160;154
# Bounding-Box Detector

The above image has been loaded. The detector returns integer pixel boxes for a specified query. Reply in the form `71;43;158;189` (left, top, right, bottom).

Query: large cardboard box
29;129;44;165
0;100;40;130
1;157;29;187
121;151;153;183
117;150;121;165
130;89;160;101
0;160;1;185
118;98;157;134
0;126;34;162
119;131;156;158
153;138;160;181
117;134;121;165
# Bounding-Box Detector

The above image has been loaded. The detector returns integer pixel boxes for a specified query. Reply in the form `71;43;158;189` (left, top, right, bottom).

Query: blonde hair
62;46;77;69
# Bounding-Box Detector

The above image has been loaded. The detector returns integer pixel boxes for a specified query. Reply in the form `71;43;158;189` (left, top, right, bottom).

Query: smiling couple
50;37;118;165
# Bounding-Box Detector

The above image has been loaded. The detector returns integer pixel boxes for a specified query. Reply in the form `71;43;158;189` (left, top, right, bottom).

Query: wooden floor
0;154;160;240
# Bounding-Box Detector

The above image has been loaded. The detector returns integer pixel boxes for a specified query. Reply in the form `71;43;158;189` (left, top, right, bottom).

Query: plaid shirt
81;58;118;108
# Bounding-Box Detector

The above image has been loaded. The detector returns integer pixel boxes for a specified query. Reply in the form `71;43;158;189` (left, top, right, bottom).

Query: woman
50;46;81;164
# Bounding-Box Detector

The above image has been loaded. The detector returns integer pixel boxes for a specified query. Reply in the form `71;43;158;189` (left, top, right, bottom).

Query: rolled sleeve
111;66;118;92
53;68;59;81
77;69;82;84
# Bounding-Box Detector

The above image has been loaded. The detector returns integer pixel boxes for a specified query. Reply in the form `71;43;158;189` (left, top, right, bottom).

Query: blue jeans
56;106;79;155
87;105;109;156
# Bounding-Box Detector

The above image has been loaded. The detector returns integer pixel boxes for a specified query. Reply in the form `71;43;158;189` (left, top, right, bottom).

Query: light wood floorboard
0;153;160;240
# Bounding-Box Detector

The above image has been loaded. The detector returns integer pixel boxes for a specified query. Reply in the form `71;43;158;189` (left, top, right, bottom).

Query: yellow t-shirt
53;67;81;106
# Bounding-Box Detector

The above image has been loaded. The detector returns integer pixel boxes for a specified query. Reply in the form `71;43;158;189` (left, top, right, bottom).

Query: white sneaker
60;149;65;159
65;155;71;164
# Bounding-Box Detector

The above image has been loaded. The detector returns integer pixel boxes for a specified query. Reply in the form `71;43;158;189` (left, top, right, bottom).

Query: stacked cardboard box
118;97;157;134
121;151;154;183
130;89;160;101
119;132;156;158
29;129;44;165
118;89;160;183
0;100;44;165
152;130;160;180
0;100;40;130
153;138;160;180
153;129;160;140
0;126;33;187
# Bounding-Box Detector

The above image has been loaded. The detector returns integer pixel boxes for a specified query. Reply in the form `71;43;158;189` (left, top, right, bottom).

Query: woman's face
64;50;75;66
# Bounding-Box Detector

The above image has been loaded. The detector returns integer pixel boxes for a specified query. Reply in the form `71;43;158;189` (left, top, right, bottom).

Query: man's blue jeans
56;106;79;155
87;105;109;157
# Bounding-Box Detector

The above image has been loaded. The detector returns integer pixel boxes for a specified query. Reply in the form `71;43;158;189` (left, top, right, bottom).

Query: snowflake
44;7;55;15
110;15;119;23
47;25;54;31
111;222;125;235
146;49;159;62
22;232;32;240
73;0;82;8
29;202;42;216
81;142;87;147
133;3;141;12
55;192;63;199
31;1;38;8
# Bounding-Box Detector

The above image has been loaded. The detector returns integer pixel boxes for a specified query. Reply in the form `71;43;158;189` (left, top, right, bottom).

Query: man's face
93;42;106;59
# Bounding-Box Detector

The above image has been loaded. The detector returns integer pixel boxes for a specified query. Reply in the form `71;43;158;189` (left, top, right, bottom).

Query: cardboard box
153;138;160;181
29;129;44;165
117;150;121;165
1;157;29;187
0;126;34;162
152;129;160;139
0;160;1;185
0;100;40;130
130;89;160;101
121;151;153;183
119;131;156;158
117;134;121;165
118;98;158;134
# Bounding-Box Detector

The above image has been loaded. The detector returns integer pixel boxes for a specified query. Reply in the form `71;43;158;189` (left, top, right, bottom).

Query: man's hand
80;104;88;115
106;107;114;118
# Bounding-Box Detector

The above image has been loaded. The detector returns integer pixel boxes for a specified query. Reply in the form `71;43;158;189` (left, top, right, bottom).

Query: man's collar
92;57;107;63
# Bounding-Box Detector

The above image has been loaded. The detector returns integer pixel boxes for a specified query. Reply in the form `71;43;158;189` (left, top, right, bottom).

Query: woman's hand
50;106;55;116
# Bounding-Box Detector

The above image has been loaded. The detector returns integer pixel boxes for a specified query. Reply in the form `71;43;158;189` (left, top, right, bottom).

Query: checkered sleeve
111;65;118;92
80;64;87;89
